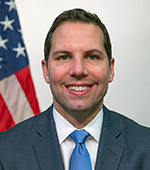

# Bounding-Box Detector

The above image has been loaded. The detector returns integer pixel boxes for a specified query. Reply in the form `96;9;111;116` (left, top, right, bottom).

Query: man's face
42;22;114;121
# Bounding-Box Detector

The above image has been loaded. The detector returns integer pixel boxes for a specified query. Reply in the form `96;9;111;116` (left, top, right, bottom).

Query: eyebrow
85;49;104;56
53;50;72;57
53;49;104;57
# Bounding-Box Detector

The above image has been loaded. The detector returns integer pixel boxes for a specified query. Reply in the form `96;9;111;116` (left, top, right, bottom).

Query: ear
108;58;115;83
41;59;50;83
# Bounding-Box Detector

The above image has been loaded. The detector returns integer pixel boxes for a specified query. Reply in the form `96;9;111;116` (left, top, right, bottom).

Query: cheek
48;65;67;85
89;65;109;82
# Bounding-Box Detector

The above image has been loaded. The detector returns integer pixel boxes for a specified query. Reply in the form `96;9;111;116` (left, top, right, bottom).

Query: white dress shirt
53;107;103;170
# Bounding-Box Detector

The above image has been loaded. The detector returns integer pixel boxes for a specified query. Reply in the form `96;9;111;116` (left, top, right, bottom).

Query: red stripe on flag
0;94;15;131
15;66;40;115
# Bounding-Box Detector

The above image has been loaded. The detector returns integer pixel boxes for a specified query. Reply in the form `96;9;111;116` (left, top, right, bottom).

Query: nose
70;57;88;78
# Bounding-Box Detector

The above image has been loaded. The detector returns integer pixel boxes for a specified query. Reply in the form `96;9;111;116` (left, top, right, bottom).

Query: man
0;8;150;170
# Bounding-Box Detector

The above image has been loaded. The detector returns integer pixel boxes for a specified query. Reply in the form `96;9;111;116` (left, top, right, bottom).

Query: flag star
5;0;16;12
18;29;23;38
12;43;26;58
0;35;9;49
0;16;15;31
18;29;22;34
0;57;3;69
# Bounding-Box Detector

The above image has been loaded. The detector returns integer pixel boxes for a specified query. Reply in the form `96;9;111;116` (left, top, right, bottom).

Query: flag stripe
15;66;40;115
0;94;15;131
0;74;34;124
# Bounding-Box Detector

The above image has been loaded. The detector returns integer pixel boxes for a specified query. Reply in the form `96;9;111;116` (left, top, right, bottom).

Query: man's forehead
49;22;105;56
53;21;103;36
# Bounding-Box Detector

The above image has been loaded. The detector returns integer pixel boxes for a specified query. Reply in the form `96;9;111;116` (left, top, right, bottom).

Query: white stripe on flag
0;74;34;124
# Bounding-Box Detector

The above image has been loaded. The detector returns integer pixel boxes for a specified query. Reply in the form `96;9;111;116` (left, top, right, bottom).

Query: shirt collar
53;107;103;144
84;108;103;142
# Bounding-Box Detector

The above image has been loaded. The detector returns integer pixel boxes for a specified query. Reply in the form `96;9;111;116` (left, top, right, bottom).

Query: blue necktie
69;130;92;170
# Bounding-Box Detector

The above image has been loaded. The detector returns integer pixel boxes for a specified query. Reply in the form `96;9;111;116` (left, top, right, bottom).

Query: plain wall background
15;0;150;127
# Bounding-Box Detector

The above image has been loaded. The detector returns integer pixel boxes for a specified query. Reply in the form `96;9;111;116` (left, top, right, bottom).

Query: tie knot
70;130;90;144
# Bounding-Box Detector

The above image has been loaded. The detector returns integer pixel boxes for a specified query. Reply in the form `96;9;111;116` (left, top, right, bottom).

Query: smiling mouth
67;86;91;91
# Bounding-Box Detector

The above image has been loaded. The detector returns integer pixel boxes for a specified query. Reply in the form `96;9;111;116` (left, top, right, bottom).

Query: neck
54;103;103;129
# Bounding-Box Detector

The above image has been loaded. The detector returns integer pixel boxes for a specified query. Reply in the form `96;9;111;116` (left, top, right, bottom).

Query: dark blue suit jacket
0;105;150;170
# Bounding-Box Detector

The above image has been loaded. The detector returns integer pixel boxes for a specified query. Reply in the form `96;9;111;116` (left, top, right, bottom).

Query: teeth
68;86;90;91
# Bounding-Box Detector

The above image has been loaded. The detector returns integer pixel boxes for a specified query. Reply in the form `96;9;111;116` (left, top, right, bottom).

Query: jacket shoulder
103;106;150;144
0;106;53;145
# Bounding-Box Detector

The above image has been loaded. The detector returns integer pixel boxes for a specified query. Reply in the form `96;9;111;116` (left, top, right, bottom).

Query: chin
67;105;93;114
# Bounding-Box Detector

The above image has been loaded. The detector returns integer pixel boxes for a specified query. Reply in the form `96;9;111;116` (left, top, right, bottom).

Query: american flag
0;0;40;131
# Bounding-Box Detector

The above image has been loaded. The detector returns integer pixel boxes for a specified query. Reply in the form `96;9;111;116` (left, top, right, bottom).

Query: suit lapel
33;106;64;170
95;106;124;170
32;105;124;170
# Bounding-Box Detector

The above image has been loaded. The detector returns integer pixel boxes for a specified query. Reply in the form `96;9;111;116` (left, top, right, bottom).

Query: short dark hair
44;8;112;64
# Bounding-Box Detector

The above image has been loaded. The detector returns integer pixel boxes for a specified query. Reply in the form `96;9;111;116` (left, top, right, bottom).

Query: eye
85;54;101;65
59;55;69;60
86;54;100;60
88;55;97;60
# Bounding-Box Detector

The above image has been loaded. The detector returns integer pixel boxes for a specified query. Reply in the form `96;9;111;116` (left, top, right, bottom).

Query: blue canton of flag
0;0;28;80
